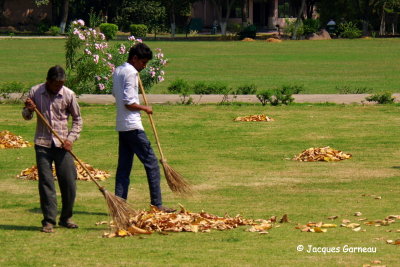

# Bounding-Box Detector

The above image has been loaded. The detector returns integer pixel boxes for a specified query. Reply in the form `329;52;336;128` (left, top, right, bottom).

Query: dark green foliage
256;85;302;106
130;24;148;37
0;81;28;100
366;92;395;104
192;81;229;95
36;20;50;34
88;7;104;28
235;84;257;95
99;23;118;40
167;78;190;94
114;0;166;33
338;21;362;39
48;26;61;36
303;19;320;35
238;24;257;39
336;85;372;94
167;79;192;104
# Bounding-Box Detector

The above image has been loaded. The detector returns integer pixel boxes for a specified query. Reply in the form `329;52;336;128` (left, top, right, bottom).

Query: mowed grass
1;38;400;94
0;103;399;266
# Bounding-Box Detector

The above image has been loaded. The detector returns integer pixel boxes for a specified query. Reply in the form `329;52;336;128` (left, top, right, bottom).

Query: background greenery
0;103;399;266
1;38;400;94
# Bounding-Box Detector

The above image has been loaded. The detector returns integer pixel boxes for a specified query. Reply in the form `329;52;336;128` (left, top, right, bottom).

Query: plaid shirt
22;83;83;148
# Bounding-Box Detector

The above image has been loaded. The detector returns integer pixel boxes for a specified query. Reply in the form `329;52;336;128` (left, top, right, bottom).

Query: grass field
1;38;400;94
1;103;399;266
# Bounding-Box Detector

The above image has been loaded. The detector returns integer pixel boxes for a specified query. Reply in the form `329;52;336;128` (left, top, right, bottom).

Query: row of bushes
99;23;148;40
167;79;304;105
284;19;362;39
1;23;148;41
0;81;395;105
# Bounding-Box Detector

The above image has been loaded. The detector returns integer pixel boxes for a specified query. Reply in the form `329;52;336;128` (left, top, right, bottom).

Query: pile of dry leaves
293;146;351;162
0;130;31;149
234;115;274;122
101;205;289;238
17;161;110;181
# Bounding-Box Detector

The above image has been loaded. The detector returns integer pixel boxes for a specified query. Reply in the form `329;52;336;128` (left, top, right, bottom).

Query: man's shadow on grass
28;207;108;216
0;224;38;231
392;166;400;169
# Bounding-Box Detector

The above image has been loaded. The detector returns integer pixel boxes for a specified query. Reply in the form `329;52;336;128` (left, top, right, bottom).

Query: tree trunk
292;0;306;40
59;0;69;34
379;4;386;36
241;0;248;26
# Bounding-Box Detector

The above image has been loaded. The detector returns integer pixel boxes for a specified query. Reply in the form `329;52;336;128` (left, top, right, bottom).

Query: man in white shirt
112;43;175;213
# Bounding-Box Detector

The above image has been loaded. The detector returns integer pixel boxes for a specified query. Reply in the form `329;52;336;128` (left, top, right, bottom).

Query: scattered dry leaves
293;146;351;162
17;160;110;181
0;130;31;149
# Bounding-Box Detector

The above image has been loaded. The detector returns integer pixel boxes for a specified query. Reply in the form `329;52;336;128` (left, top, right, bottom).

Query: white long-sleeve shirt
112;62;144;132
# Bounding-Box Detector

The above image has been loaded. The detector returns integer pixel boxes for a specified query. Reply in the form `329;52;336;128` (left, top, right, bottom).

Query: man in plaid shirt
23;65;82;233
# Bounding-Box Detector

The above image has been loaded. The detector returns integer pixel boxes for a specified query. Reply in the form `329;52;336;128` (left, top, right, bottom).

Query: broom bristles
100;188;137;230
161;161;192;194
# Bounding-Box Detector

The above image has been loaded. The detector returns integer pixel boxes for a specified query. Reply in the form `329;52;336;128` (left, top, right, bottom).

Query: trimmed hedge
130;24;148;37
99;23;118;40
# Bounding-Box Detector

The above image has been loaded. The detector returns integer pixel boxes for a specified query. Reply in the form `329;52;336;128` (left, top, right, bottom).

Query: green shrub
0;81;27;100
99;23;118;40
338;21;362;39
192;81;229;95
335;85;372;94
303;19;320;35
48;26;61;36
238;24;257;40
365;92;395;104
130;24;148;37
235;84;257;95
167;79;190;94
167;79;192;104
227;23;242;34
36;21;50;34
256;85;302;106
284;19;304;39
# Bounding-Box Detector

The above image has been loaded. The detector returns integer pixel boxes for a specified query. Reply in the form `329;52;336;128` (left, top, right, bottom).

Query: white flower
93;54;99;64
98;83;105;90
77;19;85;26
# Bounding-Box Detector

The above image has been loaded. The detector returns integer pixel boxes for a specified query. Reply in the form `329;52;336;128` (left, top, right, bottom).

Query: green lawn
1;38;400;94
1;103;399;266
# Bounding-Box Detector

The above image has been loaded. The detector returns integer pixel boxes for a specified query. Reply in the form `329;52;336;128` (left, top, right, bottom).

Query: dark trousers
115;130;162;207
35;144;77;226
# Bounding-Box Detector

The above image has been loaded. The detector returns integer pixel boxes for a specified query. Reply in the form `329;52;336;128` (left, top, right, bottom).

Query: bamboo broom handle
33;107;103;189
137;76;166;161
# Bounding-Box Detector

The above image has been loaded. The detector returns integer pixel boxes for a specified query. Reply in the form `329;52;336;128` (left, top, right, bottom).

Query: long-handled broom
138;75;192;194
33;106;136;230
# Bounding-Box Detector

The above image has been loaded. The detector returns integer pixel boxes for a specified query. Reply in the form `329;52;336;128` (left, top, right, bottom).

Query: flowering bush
65;19;167;94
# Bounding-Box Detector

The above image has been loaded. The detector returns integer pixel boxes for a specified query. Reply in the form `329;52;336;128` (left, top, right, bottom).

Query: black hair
128;43;153;61
47;65;66;81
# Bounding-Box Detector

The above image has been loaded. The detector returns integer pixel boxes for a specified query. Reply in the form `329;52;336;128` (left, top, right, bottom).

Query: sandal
58;221;79;229
41;223;54;233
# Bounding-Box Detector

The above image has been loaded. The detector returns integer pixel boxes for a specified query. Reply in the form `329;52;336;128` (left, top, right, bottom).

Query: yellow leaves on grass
17;161;110;181
293;146;351;162
0;130;31;149
234;114;274;122
295;222;336;233
101;206;288;238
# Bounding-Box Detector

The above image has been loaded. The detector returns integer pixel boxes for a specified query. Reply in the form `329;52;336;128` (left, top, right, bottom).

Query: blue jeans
115;130;162;207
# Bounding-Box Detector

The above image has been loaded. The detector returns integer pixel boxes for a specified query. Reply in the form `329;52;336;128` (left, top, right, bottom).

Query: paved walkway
77;93;400;105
